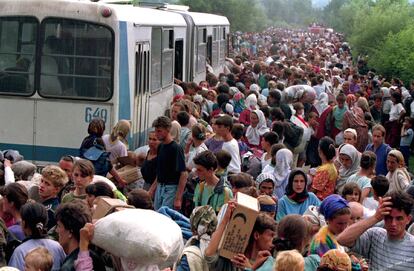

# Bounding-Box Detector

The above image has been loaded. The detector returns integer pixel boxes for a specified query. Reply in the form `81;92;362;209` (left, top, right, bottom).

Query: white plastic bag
92;209;184;269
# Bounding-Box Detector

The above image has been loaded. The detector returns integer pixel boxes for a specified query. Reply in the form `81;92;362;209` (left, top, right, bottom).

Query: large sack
92;209;183;269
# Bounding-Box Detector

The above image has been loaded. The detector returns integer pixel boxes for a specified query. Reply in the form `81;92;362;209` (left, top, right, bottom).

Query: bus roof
186;12;230;26
0;0;187;27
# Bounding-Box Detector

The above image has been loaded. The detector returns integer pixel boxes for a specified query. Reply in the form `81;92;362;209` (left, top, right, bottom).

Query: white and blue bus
0;0;230;164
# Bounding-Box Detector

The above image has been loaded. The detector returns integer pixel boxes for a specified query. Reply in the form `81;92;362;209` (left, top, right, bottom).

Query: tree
350;0;413;57
179;0;269;32
261;0;317;26
369;25;414;84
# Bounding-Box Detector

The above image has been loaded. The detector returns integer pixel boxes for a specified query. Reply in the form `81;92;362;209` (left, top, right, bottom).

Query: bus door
132;42;150;149
174;39;183;81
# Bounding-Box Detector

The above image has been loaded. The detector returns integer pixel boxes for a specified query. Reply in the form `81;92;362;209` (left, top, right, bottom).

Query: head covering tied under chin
319;194;349;220
285;169;309;203
188;205;218;258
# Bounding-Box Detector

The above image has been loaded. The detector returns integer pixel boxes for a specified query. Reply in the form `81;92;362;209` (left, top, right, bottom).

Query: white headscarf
337;144;360;192
245;93;258;110
315;92;329;115
274;148;293;185
245;109;269;146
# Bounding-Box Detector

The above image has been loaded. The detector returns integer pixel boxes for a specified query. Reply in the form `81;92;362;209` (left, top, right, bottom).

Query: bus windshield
0;16;38;95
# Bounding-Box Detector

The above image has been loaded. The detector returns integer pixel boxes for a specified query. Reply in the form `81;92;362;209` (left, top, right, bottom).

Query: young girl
9;202;65;271
62;159;94;204
341;182;362;202
260;132;279;169
345;151;375;203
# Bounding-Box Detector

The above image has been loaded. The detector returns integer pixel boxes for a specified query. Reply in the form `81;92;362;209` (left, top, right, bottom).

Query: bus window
151;27;161;92
0;16;38;95
196;28;206;74
39;18;113;101
162;29;173;88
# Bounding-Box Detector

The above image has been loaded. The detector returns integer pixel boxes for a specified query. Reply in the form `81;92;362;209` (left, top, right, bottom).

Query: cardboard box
218;192;260;259
117;152;138;167
109;165;142;184
93;197;134;220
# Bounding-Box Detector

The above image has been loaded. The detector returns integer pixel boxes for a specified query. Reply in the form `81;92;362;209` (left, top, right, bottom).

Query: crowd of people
0;26;414;271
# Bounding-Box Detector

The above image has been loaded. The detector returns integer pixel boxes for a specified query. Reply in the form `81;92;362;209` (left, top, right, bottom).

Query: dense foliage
322;0;414;84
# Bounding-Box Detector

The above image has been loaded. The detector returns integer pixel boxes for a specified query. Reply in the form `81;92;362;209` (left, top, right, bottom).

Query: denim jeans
154;184;178;210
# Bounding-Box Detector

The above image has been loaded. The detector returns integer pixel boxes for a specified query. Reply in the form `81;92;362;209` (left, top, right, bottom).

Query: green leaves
178;0;319;32
322;0;414;84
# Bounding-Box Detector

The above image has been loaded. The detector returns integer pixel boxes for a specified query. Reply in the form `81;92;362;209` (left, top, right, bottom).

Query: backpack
283;121;304;150
82;139;112;176
0;219;21;264
241;152;262;179
197;178;231;213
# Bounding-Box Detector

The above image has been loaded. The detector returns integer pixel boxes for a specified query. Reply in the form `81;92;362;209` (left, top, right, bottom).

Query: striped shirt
352;227;414;271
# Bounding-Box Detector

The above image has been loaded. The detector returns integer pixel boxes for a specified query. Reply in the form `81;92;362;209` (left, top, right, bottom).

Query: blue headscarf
319;194;349;220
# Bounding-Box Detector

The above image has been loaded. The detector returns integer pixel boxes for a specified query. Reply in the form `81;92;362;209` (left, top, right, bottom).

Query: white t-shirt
186;143;208;170
222;138;241;173
102;134;128;163
261;152;271;170
389;103;404;121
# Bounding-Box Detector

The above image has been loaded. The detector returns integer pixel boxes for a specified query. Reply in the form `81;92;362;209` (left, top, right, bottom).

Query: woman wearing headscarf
332;76;343;97
273;148;293;200
239;93;258;125
386;150;411;192
276;169;321;222
176;206;217;271
342;97;369;152
102;119;130;163
381;87;392;123
309;194;351;257
245;109;269;148
337;144;360;194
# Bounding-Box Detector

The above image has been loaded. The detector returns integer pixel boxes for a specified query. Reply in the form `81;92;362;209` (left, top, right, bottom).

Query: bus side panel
34;100;113;162
0;98;35;159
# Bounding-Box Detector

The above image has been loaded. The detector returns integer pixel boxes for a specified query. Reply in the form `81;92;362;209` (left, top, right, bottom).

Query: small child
231;123;249;157
24;247;53;271
260;132;279;169
342;182;361;203
275;250;304;271
400;117;414;168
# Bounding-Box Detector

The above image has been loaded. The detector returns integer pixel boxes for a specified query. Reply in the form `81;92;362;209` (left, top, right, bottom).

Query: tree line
323;0;414;85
